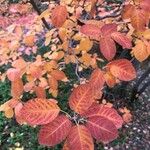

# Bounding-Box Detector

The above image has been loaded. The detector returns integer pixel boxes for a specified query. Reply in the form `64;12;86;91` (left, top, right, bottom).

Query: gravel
102;60;150;150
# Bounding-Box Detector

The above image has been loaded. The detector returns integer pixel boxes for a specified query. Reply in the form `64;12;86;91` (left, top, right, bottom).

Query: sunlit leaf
67;125;94;150
99;37;116;60
86;116;118;143
69;84;95;114
107;59;136;81
111;32;132;49
80;24;101;40
21;98;60;125
83;103;123;129
51;5;68;27
38;115;72;146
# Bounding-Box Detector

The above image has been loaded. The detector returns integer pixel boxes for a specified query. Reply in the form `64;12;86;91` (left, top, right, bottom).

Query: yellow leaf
38;9;50;20
131;40;149;62
58;28;68;41
5;108;14;118
78;38;93;52
49;89;58;98
142;29;150;40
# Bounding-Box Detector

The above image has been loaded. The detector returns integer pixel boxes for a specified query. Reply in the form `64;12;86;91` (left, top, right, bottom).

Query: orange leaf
80;24;101;40
34;86;46;99
5;108;14;118
83;104;123;129
11;78;24;99
122;112;132;123
62;140;69;150
131;40;149;62
48;76;58;90
99;37;116;60
28;64;43;79
107;59;136;81
131;8;147;31
21;98;60;125
51;70;67;81
89;68;105;90
122;4;135;20
67;125;94;150
12;58;27;70
51;5;68;28
24;35;35;47
38;115;72;146
86;116;118;143
104;71;117;88
69;84;95;114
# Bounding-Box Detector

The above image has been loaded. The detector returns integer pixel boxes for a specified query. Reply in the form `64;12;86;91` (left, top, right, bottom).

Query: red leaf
51;5;68;27
38;115;72;146
107;59;136;81
67;125;94;150
83;104;123;129
21;98;60;125
86;116;118;143
80;24;101;40
101;23;117;37
99;37;116;60
69;84;95;114
89;68;105;90
111;32;132;49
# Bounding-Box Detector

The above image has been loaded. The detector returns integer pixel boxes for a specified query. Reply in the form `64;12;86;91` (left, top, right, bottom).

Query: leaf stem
60;110;72;119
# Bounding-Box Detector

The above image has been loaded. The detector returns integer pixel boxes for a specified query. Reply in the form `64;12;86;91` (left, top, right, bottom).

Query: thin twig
30;0;51;30
60;110;72;119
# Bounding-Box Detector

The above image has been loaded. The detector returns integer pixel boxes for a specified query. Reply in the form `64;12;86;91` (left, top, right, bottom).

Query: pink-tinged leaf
89;68;105;90
111;32;132;49
140;0;150;11
7;68;20;81
67;125;94;150
86;116;118;143
15;102;25;125
51;5;68;28
38;115;72;146
101;23;117;37
69;84;95;114
83;104;123;129
80;24;101;40
99;37;116;60
21;98;60;125
107;59;136;81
